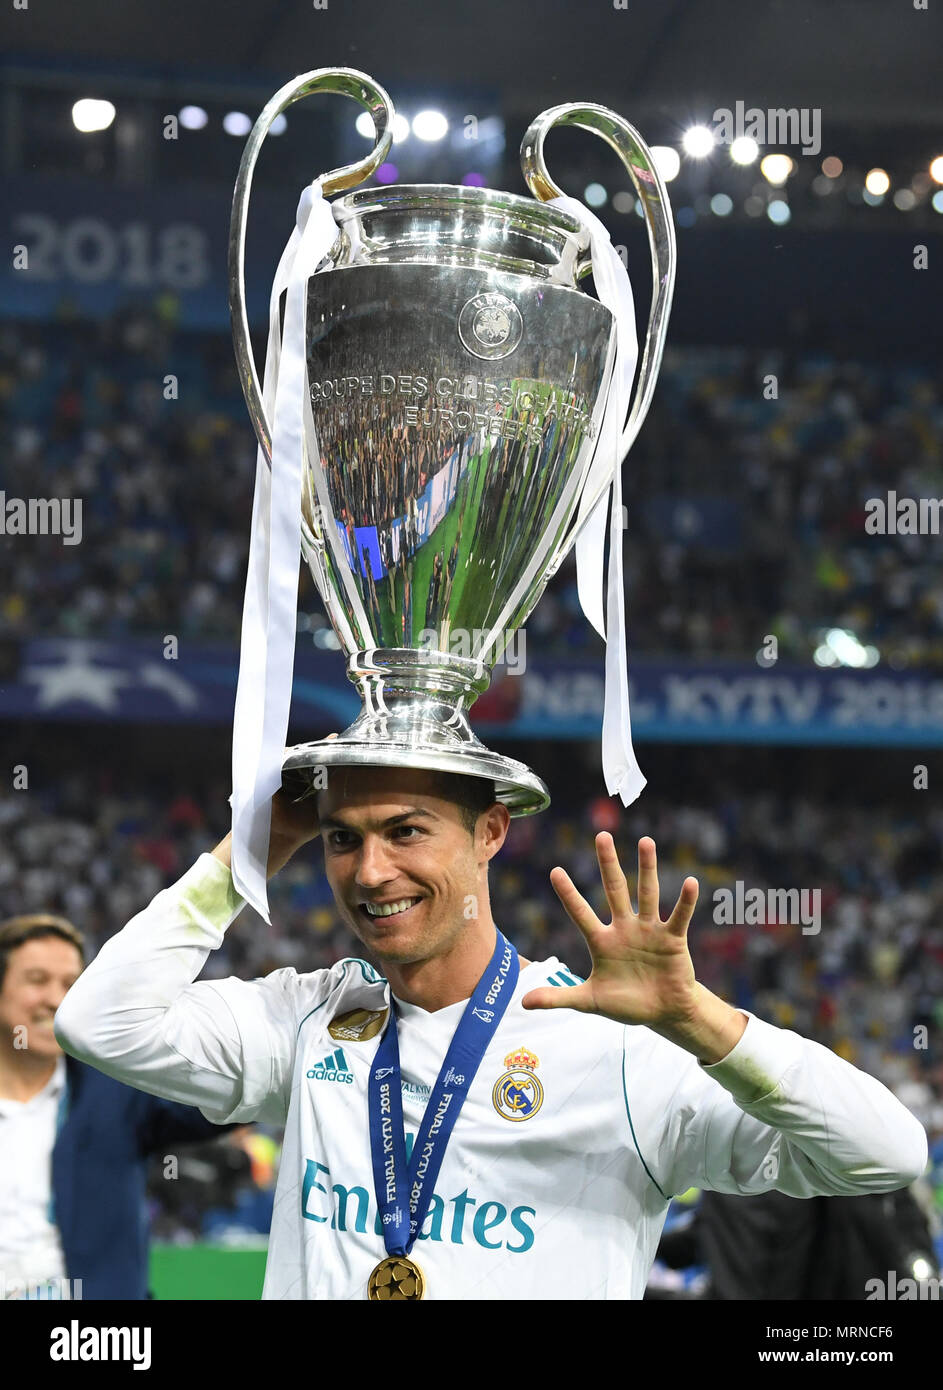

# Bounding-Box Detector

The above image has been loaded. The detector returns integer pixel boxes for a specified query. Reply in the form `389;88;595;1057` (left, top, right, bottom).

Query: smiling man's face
0;937;83;1061
317;766;508;968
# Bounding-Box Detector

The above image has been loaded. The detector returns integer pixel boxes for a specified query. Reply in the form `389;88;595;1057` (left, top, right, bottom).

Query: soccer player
54;766;928;1300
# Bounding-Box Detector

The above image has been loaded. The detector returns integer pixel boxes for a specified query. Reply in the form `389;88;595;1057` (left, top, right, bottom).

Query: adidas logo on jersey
307;1048;354;1084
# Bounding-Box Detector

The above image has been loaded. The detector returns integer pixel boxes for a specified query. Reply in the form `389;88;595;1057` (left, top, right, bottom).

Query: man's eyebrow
319;808;439;831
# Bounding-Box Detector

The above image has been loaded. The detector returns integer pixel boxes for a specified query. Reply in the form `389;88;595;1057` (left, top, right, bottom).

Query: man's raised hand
521;834;701;1028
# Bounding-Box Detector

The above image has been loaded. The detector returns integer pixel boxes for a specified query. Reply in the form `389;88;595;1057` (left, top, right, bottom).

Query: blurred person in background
653;1186;940;1299
0;912;237;1300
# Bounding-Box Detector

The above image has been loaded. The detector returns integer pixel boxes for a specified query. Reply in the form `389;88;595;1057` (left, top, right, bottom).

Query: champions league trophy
227;69;675;920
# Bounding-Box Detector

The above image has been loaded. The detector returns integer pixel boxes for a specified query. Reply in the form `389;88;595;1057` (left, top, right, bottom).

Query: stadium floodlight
928;155;943;185
584;183;607;208
826;628;871;668
179;105;208;131
730;136;759;166
223;112;252;137
612;191;635;213
893;189;916;210
72;99;116;133
391;114;410;144
650;145;681;181
412;110;448;142
710;193;733;216
821;156;843;178
682;126;714;158
864;168;890;196
269;114;287;136
813;638;877;668
767;199;791;225
355;111;374;139
760;153;793;185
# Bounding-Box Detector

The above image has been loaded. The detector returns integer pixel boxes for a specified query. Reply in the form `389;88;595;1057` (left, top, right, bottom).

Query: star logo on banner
22;642;201;713
24;642;132;712
23;642;132;711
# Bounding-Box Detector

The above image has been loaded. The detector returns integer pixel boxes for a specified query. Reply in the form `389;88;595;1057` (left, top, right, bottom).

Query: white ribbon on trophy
230;181;339;922
231;184;647;921
548;195;646;810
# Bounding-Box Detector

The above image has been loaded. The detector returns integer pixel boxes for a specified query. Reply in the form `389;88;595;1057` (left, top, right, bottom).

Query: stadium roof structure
2;0;939;129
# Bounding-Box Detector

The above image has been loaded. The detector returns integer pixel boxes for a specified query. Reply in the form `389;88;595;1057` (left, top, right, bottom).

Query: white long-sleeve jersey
54;853;928;1301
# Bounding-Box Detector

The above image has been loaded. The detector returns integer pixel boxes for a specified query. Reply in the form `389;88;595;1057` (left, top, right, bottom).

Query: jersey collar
390;957;560;1022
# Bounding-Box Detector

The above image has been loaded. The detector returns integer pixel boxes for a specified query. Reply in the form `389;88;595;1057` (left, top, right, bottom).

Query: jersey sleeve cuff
698;1011;804;1104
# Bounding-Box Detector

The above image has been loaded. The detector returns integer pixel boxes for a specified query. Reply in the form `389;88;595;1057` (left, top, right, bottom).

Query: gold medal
367;1255;425;1301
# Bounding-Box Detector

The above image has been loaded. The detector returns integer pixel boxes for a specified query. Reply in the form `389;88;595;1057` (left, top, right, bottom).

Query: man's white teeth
365;898;418;917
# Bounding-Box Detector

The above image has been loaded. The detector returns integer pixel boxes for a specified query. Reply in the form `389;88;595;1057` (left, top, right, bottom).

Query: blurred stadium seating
3;312;942;668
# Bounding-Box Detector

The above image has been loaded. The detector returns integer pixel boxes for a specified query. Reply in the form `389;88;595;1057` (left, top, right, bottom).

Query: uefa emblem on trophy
226;68;676;917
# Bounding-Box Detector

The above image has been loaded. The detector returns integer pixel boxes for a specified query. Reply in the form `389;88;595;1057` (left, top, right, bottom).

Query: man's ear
478;803;511;863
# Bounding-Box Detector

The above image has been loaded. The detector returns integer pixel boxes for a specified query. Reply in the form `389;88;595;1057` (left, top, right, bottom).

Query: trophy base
282;737;549;816
281;648;550;815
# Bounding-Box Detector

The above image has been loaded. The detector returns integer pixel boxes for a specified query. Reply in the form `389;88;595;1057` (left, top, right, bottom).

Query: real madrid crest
492;1046;544;1122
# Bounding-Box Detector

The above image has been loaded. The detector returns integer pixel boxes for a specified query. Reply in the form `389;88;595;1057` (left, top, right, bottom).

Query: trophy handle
229;68;395;467
520;104;677;566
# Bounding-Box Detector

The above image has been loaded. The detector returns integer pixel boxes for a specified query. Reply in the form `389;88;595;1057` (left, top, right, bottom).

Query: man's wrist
211;833;233;870
651;984;748;1065
211;829;308;880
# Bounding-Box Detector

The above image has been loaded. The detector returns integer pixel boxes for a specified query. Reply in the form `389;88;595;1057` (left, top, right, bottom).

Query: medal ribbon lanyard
368;930;520;1256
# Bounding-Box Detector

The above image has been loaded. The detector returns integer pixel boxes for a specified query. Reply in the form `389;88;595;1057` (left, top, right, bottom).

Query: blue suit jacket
52;1053;233;1299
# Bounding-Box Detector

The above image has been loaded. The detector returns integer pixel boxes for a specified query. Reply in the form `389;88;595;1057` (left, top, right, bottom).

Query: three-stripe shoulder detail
546;967;584;988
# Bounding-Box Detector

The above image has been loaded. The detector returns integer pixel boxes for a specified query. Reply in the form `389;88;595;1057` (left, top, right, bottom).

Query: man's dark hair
427;773;497;836
309;768;498;837
0;914;85;993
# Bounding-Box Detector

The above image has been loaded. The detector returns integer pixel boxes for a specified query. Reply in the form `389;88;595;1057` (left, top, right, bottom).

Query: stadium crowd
2;310;942;667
